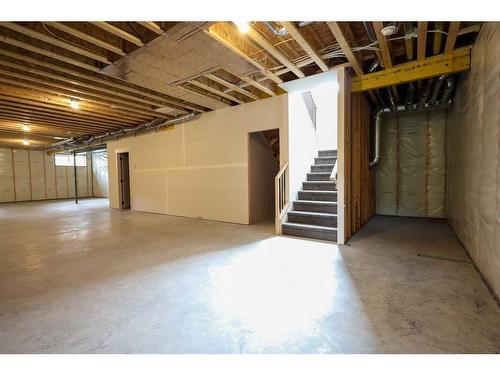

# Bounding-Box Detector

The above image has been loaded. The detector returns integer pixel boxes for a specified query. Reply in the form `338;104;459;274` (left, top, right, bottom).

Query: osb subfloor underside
0;199;499;353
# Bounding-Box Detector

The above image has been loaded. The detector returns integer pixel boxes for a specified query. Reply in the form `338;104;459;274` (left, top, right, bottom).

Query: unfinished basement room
0;3;499;368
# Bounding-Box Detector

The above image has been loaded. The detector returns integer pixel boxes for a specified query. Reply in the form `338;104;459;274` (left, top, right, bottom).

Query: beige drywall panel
29;150;46;200
446;23;500;298
131;169;167;214
107;95;288;224
77;166;88;197
375;110;446;218
167;164;248;223
13;149;31;201
0;147;15;202
249;133;279;223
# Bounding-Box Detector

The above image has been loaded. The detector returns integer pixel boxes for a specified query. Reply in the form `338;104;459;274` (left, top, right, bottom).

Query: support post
73;149;78;204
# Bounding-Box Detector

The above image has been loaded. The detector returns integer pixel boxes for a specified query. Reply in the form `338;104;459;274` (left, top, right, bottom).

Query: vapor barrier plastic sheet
376;110;446;218
446;23;500;297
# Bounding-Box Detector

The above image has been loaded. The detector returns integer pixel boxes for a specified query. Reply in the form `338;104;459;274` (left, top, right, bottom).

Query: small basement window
55;153;87;167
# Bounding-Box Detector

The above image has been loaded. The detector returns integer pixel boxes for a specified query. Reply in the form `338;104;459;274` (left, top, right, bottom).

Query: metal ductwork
405;82;415;110
369;110;384;169
363;22;377;42
298;21;313;27
440;76;456;105
419;78;435;109
43;113;197;152
386;87;397;112
263;22;288;36
430;75;446;105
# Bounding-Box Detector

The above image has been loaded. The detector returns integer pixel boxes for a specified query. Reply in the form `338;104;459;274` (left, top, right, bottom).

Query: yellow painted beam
351;47;470;93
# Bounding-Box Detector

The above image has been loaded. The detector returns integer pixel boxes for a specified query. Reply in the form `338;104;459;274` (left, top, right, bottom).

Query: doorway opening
248;129;280;224
117;152;130;209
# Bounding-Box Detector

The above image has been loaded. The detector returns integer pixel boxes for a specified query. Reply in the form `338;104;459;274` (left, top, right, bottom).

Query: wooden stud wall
341;70;375;242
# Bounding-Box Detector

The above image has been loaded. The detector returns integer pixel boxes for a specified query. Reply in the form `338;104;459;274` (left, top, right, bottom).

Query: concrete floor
1;199;499;353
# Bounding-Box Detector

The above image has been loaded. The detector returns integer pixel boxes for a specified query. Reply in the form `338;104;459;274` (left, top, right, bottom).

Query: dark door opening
117;152;130;209
248;129;280;224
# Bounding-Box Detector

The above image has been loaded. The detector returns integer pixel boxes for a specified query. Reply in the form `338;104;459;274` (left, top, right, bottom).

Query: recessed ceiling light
234;21;250;34
69;100;80;109
22;139;30;146
22;124;30;132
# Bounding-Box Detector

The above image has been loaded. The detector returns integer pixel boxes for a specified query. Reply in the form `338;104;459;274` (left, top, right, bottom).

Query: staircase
282;149;337;242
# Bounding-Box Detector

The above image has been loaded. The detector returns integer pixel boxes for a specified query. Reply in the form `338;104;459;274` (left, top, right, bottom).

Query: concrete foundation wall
446;23;500;299
107;95;288;224
0;147;93;203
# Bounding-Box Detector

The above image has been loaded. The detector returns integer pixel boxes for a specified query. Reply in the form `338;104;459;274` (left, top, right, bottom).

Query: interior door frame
117;151;131;210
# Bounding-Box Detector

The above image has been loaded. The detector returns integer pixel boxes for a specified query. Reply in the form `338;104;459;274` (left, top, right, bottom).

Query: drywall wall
107;95;288;224
376;110;447;218
446;23;500;299
313;80;338;150
92;151;109;198
0;147;93;203
249;132;279;223
288;91;319;204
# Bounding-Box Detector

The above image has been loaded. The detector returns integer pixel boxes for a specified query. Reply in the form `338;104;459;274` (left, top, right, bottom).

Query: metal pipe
386;87;397;111
440;75;456;105
419;78;434;109
369;110;384;169
73;149;78;204
298;21;313;27
430;75;446;105
368;60;380;73
363;22;377;42
45;113;197;152
263;22;288;36
405;82;415;110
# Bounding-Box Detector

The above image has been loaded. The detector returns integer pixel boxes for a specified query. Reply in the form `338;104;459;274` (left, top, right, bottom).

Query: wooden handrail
275;162;289;234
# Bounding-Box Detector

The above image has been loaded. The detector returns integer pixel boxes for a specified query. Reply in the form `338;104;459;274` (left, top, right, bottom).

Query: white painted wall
91;151;109;198
0;147;93;203
107;95;288;224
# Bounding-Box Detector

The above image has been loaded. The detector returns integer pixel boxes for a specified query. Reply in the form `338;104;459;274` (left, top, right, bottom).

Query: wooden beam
282;21;328;72
417;22;428;61
188;80;244;104
206;74;260;100
0;48;202;113
246;24;305;78
351;47;471;92
0;66;168;119
444;22;461;54
0;76;150;122
205;24;282;84
44;22;126;56
239;76;276;97
458;24;481;36
0;34;101;72
327;22;364;76
137;22;163;35
90;22;144;46
0;99;128;128
372;22;392;68
0;22;111;64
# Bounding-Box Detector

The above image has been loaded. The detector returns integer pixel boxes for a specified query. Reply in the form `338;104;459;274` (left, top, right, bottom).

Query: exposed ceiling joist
444;22;461;54
0;48;204;113
239;76;276;97
188;80;244;104
246;25;305;78
327;22;364;76
205;24;283;84
417;22;428;61
0;22;111;64
137;22;163;35
0;34;101;72
206;73;259;101
372;22;392;69
282;22;328;72
351;47;471;92
44;22;126;56
90;22;144;47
